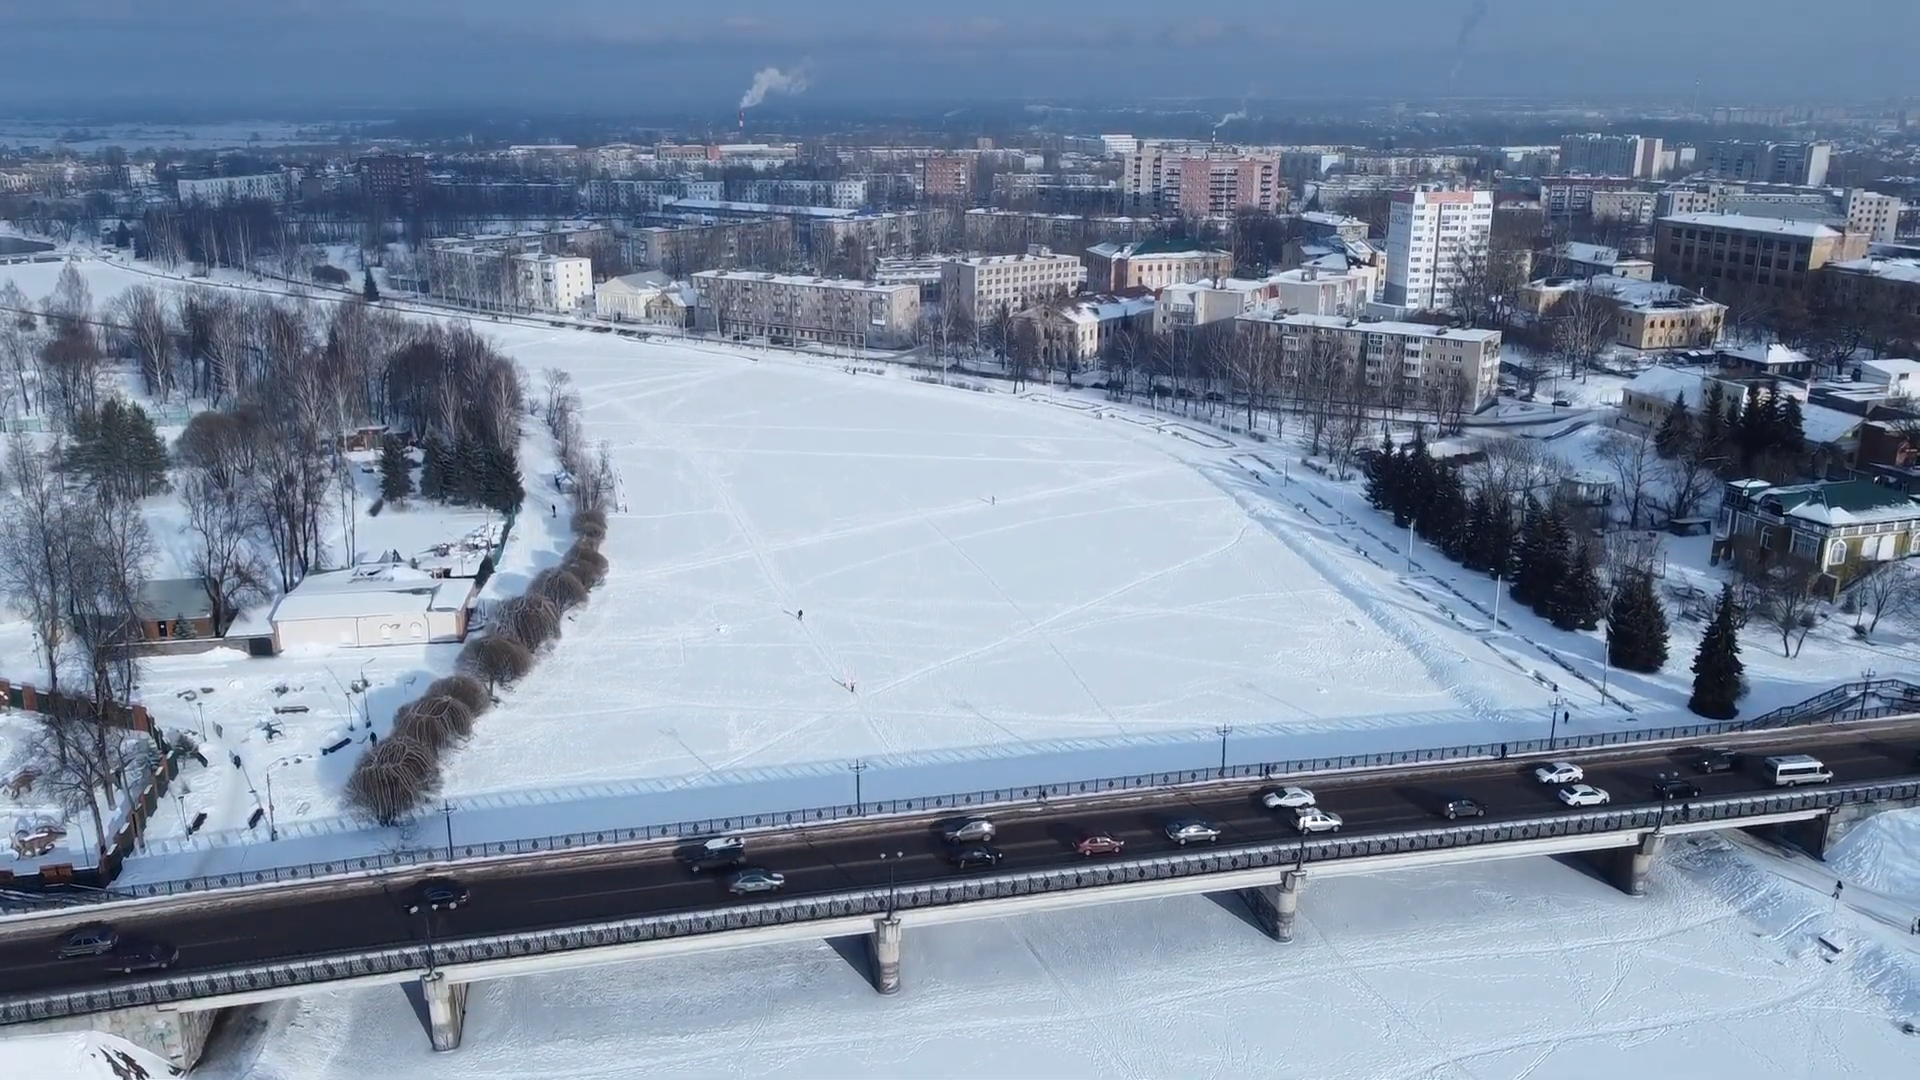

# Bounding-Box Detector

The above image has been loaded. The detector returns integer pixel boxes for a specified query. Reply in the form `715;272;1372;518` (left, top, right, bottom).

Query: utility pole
1216;725;1234;778
850;759;868;816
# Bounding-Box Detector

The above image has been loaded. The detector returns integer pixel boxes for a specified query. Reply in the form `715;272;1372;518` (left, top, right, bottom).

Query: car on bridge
678;837;748;874
1653;773;1701;800
102;939;178;975
1261;786;1316;810
1557;784;1611;807
1293;807;1344;834
407;878;470;915
1692;747;1738;774
948;844;1005;869
1437;796;1486;821
1166;820;1222;846
56;922;118;959
726;867;787;895
1535;761;1584;785
942;818;997;843
1075;833;1125;857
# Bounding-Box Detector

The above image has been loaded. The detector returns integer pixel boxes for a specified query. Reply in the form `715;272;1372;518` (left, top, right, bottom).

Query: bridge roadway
2;720;1918;998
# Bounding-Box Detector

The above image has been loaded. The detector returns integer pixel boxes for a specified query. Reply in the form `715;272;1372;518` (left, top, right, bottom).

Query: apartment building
1659;183;1902;244
1013;295;1155;369
1152;264;1378;334
1821;255;1920;326
1590;190;1660;225
1701;140;1832;187
1382;188;1493;312
1558;133;1665;179
1172;156;1286;216
691;270;920;348
1298;211;1371;243
1235;311;1502;409
1655;212;1869;299
356;154;429;203
940;247;1087;322
923;155;972;200
1520;275;1726;351
738;179;868;210
1084;239;1233;293
425;241;592;313
587;179;723;211
593;271;688;325
176;172;289;205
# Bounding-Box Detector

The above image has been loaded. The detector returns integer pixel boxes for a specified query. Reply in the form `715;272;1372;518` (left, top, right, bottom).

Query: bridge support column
420;971;468;1052
1242;871;1304;942
870;916;902;995
1616;833;1664;897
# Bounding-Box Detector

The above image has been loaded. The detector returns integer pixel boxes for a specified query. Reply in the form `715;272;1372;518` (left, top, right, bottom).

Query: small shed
137;578;216;641
1558;470;1617;508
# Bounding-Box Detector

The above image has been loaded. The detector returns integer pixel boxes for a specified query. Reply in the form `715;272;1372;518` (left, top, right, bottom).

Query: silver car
1165;820;1222;846
943;818;996;843
726;867;787;895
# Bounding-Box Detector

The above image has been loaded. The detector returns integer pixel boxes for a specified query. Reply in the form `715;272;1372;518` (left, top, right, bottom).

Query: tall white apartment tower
1383;188;1494;313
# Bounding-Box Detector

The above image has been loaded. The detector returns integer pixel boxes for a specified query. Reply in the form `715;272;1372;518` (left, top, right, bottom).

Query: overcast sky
3;1;1916;113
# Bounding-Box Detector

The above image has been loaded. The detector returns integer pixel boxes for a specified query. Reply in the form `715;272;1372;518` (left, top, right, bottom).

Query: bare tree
112;286;176;400
1852;562;1913;639
1660;442;1720;522
425;674;492;717
562;544;609;589
492;594;562;650
0;279;37;414
0;436;76;691
1756;557;1822;658
1549;287;1618;377
181;471;271;635
392;695;475;751
1597;429;1658;529
458;635;534;692
1466;436;1565;508
345;734;442;826
64;492;155;710
530;566;590;612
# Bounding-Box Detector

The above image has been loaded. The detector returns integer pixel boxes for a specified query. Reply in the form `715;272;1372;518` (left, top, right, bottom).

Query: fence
100;677;1920;900
7;777;1916;1025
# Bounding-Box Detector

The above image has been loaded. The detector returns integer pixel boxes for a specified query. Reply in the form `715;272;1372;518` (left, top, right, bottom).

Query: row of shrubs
343;506;611;827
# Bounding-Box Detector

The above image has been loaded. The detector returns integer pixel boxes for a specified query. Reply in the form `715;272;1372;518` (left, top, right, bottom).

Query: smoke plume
1448;1;1491;85
739;66;810;110
1213;109;1248;131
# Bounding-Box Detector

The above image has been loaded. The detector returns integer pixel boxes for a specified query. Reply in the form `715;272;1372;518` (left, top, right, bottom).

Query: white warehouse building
267;566;475;651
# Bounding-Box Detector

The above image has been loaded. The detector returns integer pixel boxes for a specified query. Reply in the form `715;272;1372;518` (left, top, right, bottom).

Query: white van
1763;754;1833;787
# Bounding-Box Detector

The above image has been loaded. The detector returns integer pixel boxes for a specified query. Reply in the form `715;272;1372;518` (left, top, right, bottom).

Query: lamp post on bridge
1549;694;1568;750
880;849;904;917
1216;725;1233;778
850;759;868;816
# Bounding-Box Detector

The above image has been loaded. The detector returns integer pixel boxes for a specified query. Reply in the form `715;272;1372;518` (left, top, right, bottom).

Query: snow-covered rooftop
1240;311;1500;341
271;566;471;624
1659;212;1842;239
1722;341;1815;369
1828;256;1920;284
1622;365;1701;404
692;270;916;296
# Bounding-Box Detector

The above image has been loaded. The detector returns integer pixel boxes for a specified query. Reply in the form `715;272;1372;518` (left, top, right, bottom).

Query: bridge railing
105;678;1920;901
11;778;1917;1024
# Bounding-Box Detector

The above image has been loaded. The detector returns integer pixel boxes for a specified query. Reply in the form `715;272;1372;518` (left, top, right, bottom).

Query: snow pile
0;1031;180;1077
1828;807;1920;899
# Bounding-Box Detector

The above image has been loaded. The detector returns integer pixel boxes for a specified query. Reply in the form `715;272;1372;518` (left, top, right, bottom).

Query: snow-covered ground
191;810;1920;1080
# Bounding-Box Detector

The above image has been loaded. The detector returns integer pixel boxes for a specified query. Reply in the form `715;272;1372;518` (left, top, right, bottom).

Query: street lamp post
1215;725;1234;778
441;799;457;861
880;850;904;916
850;760;868;816
263;754;307;841
1549;694;1568;749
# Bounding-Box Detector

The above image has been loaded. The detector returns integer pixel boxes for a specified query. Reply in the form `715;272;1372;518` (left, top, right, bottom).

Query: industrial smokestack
738;109;745;137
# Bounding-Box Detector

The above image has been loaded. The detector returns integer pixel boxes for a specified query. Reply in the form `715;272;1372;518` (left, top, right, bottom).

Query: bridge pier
1614;833;1664;896
1241;871;1305;942
6;1005;217;1071
420;971;468;1052
869;916;902;995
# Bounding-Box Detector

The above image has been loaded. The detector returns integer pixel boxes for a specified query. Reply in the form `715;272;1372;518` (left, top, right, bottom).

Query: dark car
1693;747;1737;774
103;939;178;975
677;837;748;874
406;877;469;915
1437;796;1486;821
1653;773;1702;800
948;844;1004;869
57;922;119;959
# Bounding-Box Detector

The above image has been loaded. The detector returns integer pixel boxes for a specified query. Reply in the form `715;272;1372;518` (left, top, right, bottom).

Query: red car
1075;833;1125;857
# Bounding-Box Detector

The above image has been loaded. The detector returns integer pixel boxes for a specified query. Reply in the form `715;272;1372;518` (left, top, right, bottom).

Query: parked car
1653;773;1701;800
942;818;997;843
103;939;178;975
948;844;1005;869
726;867;787;895
1558;784;1611;807
678;837;748;874
1293;807;1344;834
1437;796;1486;821
1165;820;1222;846
1692;748;1738;774
406;878;469;915
1074;833;1126;857
1534;761;1584;785
1261;786;1316;810
57;922;118;959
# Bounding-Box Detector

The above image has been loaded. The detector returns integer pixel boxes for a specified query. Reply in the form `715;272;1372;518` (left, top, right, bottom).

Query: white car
1293;807;1344;833
1261;786;1316;810
1534;761;1584;785
1557;784;1611;807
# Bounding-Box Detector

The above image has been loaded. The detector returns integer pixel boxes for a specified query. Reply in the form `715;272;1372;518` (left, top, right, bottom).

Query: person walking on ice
796;609;803;622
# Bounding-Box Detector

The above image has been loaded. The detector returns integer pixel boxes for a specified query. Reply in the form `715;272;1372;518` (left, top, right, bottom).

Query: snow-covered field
193;810;1920;1080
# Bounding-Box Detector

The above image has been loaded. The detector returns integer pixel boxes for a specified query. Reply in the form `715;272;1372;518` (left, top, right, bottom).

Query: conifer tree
1365;432;1396;511
1461;492;1492;572
1654;392;1692;459
1774;393;1804;458
1699;381;1728;455
1510;498;1547;607
478;439;525;514
1607;570;1669;673
1424;465;1470;559
1548;539;1603;631
451;431;483;504
1688;583;1746;719
418;437;450;500
378;435;414;502
363;268;380;301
